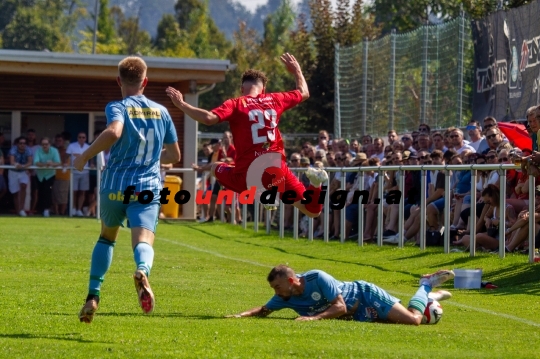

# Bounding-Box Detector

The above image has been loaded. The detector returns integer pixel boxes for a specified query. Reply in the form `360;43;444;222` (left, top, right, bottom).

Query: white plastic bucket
454;269;482;289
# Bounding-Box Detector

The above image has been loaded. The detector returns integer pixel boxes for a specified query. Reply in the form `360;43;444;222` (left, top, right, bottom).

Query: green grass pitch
0;217;539;358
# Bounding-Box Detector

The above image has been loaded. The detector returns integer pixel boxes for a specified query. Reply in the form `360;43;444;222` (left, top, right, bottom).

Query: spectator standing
34;137;61;217
66;132;90;217
8;136;32;216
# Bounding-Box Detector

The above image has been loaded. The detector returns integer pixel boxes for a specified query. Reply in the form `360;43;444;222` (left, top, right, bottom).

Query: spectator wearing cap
401;135;417;154
467;121;489;153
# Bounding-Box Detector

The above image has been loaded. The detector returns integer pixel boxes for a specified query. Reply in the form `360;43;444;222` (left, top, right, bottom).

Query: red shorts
214;161;306;202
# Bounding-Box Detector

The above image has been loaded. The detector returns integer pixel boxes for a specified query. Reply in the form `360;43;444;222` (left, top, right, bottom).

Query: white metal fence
2;163;536;263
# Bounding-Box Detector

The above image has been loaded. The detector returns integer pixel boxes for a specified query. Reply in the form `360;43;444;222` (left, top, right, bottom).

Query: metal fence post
334;43;341;139
457;11;465;127
389;29;396;131
362;38;369;136
421;25;429;124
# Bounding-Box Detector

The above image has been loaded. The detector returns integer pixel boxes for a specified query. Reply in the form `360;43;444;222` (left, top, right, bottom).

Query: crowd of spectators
0;128;109;217
3;110;540;256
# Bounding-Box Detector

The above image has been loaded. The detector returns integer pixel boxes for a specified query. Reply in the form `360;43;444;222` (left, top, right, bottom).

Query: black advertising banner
472;0;540;122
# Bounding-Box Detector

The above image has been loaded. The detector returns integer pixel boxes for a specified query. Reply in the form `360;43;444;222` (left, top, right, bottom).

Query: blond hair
118;56;147;87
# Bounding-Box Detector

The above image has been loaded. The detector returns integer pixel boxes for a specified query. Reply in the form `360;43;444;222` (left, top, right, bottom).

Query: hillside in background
78;0;308;40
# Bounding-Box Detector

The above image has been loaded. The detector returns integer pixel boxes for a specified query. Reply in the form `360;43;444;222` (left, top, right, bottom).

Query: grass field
1;217;539;358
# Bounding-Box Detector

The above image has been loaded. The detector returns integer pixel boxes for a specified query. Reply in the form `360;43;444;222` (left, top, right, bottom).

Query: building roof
0;49;231;83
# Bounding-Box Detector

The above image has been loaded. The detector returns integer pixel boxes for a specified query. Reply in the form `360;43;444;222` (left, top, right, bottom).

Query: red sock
304;185;323;214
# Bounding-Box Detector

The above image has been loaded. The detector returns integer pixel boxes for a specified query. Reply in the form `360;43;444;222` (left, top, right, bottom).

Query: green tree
111;6;152;55
2;0;83;52
153;14;195;58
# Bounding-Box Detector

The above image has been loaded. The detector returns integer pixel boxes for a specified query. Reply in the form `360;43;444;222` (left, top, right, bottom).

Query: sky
235;0;339;13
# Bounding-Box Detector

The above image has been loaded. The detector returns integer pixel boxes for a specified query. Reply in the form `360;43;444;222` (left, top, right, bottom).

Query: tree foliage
2;0;84;52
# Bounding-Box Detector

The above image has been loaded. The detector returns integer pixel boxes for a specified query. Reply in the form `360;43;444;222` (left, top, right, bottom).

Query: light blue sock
88;237;116;296
408;284;431;313
134;242;154;277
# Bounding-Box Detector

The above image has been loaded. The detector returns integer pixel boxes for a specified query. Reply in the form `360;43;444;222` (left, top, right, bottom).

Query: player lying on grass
75;56;181;323
226;265;454;325
166;53;328;216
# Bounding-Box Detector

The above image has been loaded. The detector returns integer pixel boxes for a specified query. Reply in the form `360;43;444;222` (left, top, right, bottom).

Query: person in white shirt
370;137;385;161
66;132;90;217
467;120;489;153
450;128;475;154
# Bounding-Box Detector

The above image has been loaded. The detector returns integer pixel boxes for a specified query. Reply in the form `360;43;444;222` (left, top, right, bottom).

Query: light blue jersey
101;95;178;194
265;270;400;322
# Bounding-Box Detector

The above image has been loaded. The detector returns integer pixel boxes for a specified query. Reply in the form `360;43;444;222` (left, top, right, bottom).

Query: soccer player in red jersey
166;53;327;217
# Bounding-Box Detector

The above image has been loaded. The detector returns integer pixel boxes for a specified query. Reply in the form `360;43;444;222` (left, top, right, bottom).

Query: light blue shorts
100;190;160;232
353;281;401;322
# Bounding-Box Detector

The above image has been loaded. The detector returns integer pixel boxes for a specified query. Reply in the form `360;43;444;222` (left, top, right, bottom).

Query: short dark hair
267;265;294;282
241;69;268;88
430;149;443;159
482;184;500;203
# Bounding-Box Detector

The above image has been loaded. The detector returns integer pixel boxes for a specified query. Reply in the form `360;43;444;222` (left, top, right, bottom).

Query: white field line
155;232;540;328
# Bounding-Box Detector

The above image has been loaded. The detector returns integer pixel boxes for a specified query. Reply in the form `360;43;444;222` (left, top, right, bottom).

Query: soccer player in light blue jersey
74;56;181;323
226;265;454;325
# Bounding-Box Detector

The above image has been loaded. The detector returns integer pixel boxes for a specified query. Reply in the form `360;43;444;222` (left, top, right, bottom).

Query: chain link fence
335;15;474;139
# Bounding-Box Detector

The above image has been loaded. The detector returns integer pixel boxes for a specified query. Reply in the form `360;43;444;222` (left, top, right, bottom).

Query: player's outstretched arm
295;295;347;321
160;142;181;164
73;121;123;171
280;53;309;102
166;87;220;126
225;306;273;318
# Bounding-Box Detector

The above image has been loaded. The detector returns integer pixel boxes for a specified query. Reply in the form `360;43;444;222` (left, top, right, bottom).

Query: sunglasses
336;157;345;161
498;157;509;162
291;159;300;162
302;146;309;149
486;155;496;160
423;161;433;164
315;156;323;159
420;155;430;160
484;124;495;129
319;137;327;139
402;137;411;141
449;134;459;138
419;128;428;132
487;134;498;140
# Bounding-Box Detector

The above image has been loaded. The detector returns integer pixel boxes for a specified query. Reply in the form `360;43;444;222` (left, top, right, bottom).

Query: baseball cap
209;138;221;145
408;152;418;159
402;150;411;160
300;157;310;165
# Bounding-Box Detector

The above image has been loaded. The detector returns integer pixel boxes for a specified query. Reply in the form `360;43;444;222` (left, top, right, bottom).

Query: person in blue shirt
74;56;181;323
226;265;454;324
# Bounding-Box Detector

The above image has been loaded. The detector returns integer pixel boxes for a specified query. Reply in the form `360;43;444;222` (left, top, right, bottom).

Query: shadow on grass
0;332;109;344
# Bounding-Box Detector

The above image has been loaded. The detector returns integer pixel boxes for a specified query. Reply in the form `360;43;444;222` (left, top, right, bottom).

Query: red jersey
211;90;303;174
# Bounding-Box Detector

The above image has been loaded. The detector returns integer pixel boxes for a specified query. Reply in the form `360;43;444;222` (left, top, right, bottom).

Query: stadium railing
219;164;536;264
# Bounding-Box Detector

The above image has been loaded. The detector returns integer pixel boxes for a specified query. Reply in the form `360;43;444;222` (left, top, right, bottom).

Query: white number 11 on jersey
249;109;277;144
135;128;155;165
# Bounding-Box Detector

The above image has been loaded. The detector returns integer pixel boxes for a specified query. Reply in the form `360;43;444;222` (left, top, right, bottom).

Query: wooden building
0;49;231;219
